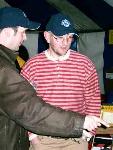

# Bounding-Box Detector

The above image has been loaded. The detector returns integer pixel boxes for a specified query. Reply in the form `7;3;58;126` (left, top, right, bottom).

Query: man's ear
2;28;14;37
0;28;14;45
44;31;51;43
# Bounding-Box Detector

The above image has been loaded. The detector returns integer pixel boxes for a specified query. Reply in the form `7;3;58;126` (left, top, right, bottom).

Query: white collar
45;49;70;61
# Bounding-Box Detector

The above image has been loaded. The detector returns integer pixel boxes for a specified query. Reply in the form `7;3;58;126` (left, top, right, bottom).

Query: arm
0;66;85;138
84;63;101;117
83;60;101;138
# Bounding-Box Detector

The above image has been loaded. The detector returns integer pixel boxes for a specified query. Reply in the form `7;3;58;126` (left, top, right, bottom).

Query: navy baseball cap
0;7;40;30
46;13;78;36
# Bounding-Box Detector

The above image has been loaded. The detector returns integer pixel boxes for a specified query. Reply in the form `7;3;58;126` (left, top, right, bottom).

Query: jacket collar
0;44;17;65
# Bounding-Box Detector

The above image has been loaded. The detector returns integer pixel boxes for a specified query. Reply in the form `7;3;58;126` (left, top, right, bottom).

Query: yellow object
109;30;113;44
101;105;113;112
16;56;25;68
101;105;113;126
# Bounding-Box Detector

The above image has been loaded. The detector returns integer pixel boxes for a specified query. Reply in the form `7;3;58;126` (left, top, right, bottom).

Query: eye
53;36;58;40
52;35;62;42
56;36;64;41
68;35;73;39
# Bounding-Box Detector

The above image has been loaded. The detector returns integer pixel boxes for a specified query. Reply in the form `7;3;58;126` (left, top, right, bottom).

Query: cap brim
27;21;41;30
74;33;79;37
53;30;79;37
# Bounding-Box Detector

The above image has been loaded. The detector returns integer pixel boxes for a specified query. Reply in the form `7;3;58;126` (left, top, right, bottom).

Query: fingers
92;116;110;127
97;118;110;128
83;115;96;131
83;115;109;132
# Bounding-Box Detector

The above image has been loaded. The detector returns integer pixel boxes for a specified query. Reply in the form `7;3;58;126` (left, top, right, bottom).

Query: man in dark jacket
0;7;109;150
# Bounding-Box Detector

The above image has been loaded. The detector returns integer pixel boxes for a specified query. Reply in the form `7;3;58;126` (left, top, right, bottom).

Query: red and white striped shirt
21;50;101;116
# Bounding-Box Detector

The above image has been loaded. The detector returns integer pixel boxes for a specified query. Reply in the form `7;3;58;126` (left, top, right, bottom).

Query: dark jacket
0;44;85;150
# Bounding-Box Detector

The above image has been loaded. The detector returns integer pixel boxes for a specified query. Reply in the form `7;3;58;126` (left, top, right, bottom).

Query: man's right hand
83;115;109;132
82;115;109;141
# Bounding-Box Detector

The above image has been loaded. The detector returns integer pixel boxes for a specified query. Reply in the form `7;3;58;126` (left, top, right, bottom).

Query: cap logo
23;12;27;18
61;19;71;27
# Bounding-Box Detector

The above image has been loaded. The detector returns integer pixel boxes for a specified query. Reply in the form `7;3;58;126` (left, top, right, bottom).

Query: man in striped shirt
21;13;101;150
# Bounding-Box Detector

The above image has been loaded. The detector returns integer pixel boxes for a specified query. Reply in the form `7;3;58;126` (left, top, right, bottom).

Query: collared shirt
21;49;101;116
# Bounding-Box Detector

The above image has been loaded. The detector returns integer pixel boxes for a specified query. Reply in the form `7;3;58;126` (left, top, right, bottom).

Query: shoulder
0;55;15;71
25;51;46;65
70;50;94;64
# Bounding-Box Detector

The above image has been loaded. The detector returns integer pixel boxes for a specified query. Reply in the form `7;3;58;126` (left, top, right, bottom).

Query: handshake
82;115;109;141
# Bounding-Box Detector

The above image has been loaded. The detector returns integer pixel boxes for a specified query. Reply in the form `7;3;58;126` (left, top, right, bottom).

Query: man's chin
60;51;68;56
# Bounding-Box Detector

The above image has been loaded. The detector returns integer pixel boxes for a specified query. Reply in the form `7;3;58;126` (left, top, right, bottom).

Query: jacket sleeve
0;66;85;138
